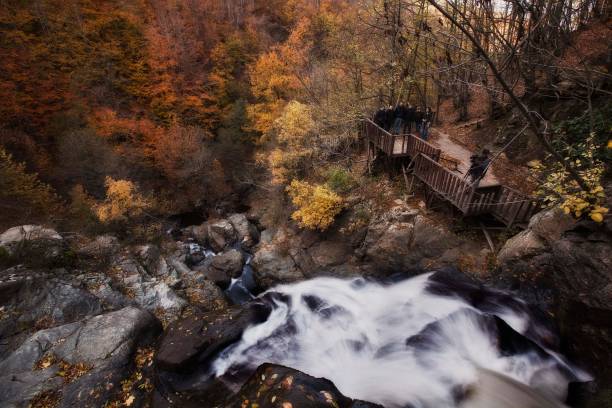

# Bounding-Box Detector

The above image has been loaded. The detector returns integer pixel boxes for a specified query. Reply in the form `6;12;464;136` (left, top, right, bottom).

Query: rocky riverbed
0;200;610;407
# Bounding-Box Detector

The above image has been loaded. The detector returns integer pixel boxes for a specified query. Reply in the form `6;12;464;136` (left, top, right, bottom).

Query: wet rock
361;221;414;272
0;271;104;359
184;281;229;312
0;307;161;408
497;230;546;263
211;249;244;276
208;219;236;252
199;266;232;290
252;243;304;290
133;244;161;273
183;222;209;245
156;303;271;372
196;249;245;290
0;225;63;255
225;363;384;408
228;213;260;249
496;207;612;384
308;240;352;269
152;375;233;408
112;255;186;321
359;215;456;274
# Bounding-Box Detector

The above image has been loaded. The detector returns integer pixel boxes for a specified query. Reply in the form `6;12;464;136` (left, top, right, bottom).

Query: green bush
552;103;612;162
325;167;356;194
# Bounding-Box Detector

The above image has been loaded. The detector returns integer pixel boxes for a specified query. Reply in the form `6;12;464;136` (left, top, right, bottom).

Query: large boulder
0;270;105;360
193;249;244;290
111;255;187;322
0;225;63;255
156;303;270;372
182;222;209;245
361;221;414;272
228;213;260;249
225;363;384;408
497;229;546;263
209;249;244;278
496;208;612;386
251;242;305;290
184;280;228;312
308;240;352;269
359;214;457;274
0;306;161;408
207;219;236;252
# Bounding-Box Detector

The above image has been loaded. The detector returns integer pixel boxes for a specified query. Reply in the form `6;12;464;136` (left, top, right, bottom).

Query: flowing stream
212;273;590;408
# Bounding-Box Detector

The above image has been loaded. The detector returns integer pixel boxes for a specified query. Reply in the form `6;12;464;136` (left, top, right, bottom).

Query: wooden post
366;141;372;175
479;221;496;252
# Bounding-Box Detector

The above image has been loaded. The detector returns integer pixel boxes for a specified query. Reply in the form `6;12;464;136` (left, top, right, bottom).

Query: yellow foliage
287;179;343;230
274;100;315;146
96;177;152;223
266;101;317;184
534;134;608;223
246;101;285;136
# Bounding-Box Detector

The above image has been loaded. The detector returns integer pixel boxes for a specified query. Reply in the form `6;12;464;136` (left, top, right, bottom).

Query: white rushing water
213;274;587;407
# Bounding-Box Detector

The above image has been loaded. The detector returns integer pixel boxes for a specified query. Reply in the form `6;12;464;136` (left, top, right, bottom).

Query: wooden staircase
362;119;539;227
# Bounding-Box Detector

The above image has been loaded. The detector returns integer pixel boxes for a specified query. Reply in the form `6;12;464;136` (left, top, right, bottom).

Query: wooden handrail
361;119;539;227
362;119;441;161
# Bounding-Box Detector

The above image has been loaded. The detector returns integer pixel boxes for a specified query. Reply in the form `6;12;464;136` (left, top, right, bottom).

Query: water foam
213;274;585;407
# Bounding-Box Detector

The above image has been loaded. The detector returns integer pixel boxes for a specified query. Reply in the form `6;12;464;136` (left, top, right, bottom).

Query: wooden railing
412;154;539;226
488;186;540;226
413;154;475;212
362;119;441;161
362;119;539;227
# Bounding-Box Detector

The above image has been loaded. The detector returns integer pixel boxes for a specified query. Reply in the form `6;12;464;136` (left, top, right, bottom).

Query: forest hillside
0;1;611;408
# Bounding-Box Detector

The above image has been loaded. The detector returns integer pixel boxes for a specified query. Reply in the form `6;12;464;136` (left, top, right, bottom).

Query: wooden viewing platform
361;119;539;227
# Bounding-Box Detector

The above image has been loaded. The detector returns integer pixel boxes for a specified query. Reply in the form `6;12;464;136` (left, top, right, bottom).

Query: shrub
325;167;356;193
62;185;101;234
95;177;153;224
530;132;608;222
0;147;64;227
286;179;343;230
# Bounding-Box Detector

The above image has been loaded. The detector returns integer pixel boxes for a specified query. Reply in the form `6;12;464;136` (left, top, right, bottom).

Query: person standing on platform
406;104;415;133
421;107;434;140
373;107;385;127
467;149;491;187
414;107;424;135
384;105;395;131
391;104;405;134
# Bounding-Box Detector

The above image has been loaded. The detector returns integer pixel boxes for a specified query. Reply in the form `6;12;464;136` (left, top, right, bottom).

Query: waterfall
212;273;589;407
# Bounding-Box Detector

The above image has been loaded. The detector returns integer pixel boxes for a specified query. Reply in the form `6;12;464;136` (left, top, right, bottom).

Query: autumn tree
287;179;344;230
0;147;64;227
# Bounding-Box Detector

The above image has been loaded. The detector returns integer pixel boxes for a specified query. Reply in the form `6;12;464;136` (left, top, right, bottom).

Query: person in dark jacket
405;104;415;133
421;106;434;140
414;107;424;134
467;149;491;186
384;105;394;130
373;108;385;127
391;104;406;134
